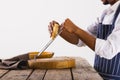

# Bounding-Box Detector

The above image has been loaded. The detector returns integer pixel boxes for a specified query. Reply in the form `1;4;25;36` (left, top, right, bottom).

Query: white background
0;0;109;66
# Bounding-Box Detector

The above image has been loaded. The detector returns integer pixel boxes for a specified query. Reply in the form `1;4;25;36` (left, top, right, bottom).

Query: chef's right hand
48;21;63;37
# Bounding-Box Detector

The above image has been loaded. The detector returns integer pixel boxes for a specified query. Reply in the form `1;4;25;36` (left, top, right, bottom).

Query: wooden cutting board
28;57;75;69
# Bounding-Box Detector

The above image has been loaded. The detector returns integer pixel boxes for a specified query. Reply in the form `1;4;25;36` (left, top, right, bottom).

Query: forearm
60;28;79;45
74;27;96;50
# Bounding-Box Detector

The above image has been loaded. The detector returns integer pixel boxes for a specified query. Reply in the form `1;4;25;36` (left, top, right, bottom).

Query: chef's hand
61;18;78;33
48;21;63;37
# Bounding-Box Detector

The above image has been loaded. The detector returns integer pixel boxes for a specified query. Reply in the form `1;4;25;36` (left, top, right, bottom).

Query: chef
48;0;120;79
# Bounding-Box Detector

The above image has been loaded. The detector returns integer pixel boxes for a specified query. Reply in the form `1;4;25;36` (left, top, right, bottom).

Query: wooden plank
44;69;72;80
27;69;46;80
79;59;103;80
72;57;89;80
72;57;103;80
0;69;32;80
0;69;9;78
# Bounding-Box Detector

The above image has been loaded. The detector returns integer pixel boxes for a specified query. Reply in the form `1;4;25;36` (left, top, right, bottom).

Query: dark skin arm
61;18;96;51
74;27;96;50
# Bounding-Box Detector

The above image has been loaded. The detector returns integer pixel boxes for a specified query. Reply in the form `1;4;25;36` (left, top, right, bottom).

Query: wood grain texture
0;70;9;78
72;57;103;80
27;69;47;80
0;69;32;80
44;69;72;80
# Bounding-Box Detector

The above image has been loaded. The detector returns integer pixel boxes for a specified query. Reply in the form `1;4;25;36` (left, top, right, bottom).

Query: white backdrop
0;0;109;66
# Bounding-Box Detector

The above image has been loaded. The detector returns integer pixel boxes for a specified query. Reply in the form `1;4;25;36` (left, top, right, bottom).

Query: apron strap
112;4;120;26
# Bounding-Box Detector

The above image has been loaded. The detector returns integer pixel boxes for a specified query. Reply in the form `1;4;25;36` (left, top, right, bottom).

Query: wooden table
0;57;103;80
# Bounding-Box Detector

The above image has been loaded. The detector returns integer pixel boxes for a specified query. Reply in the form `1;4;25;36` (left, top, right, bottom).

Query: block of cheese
28;57;75;69
28;52;54;59
51;23;59;40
